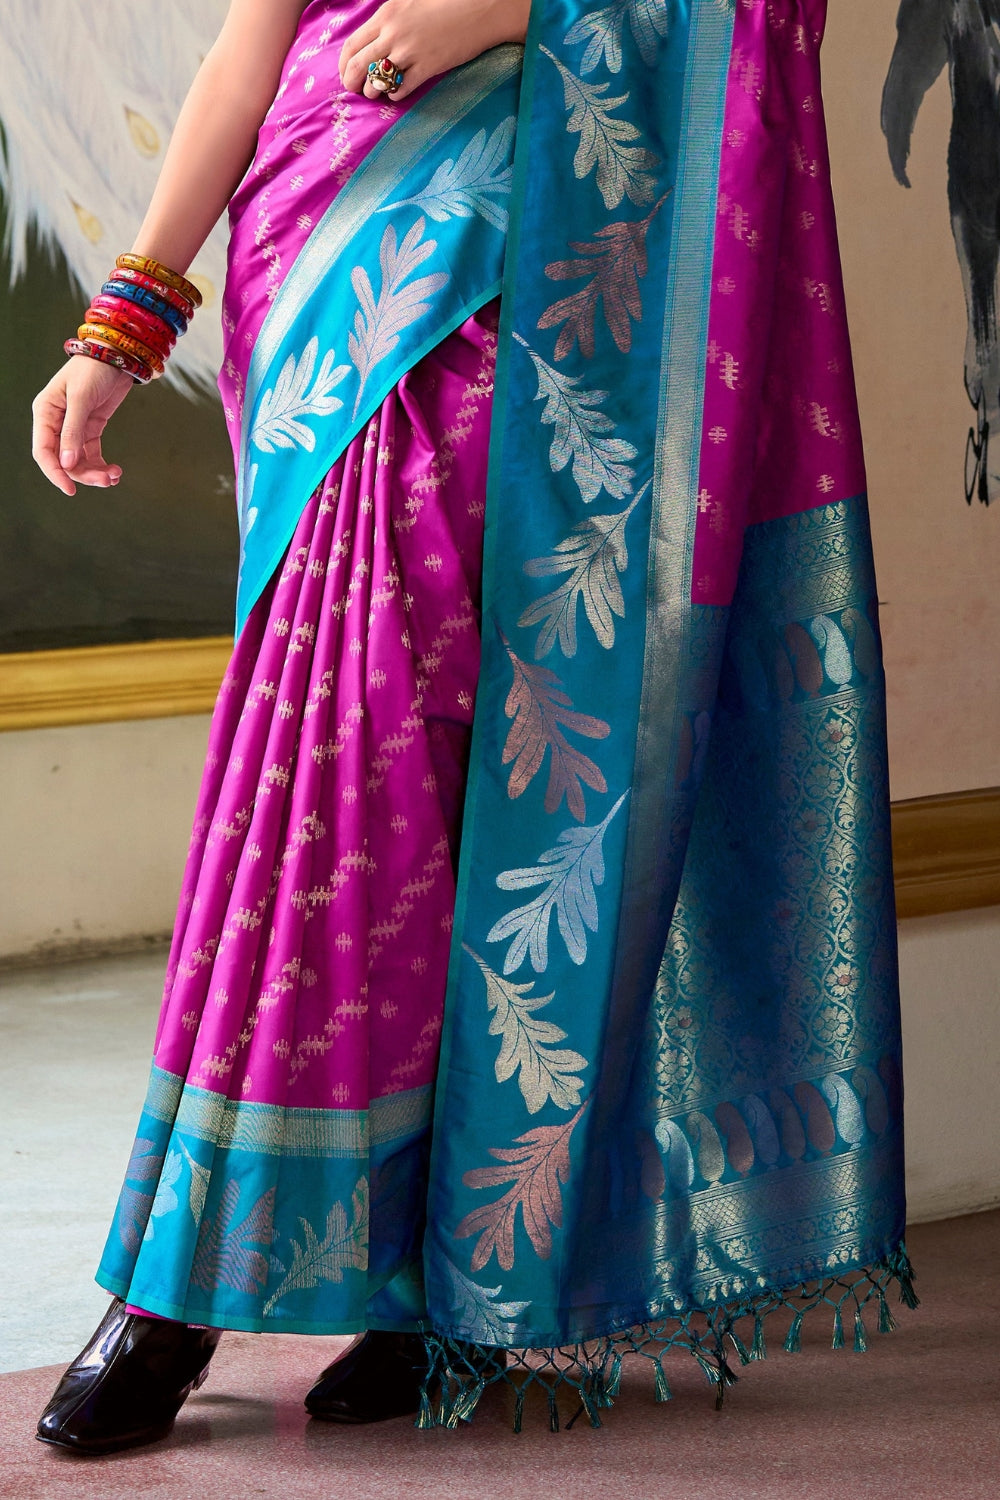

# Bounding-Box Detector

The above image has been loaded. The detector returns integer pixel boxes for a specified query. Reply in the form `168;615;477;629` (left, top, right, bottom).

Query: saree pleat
98;307;496;1330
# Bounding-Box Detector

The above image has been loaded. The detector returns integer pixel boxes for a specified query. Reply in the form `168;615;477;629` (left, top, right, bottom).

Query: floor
1;951;997;1499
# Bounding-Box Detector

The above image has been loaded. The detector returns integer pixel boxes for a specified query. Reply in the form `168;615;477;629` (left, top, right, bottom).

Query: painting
0;0;234;652
882;0;1000;506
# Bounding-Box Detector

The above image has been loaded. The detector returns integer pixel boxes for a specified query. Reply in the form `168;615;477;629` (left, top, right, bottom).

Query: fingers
339;15;382;91
340;8;418;101
31;389;76;496
31;371;123;495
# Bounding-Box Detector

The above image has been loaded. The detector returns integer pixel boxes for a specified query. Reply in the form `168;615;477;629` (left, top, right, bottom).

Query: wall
0;715;208;960
824;2;1000;800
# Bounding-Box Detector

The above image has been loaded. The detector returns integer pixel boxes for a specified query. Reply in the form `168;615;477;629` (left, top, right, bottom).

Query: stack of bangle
64;253;202;384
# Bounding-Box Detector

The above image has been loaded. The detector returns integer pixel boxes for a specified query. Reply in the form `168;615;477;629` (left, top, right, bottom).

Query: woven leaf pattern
117;1137;161;1254
262;1178;368;1315
564;0;672;74
465;946;588;1113
502;639;609;819
251;337;350;453
455;1104;587;1270
190;1181;275;1295
440;1257;531;1340
541;46;657;208
382;116;515;231
518;487;644;659
539;194;667;360
187;1182;271;1302
516;334;636;501
349;217;448;414
486;793;627;974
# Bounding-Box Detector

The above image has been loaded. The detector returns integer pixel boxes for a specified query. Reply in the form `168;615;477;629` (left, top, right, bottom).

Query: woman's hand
31;358;134;497
340;0;530;103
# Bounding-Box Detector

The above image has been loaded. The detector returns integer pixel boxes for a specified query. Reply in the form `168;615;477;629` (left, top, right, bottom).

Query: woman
30;0;916;1455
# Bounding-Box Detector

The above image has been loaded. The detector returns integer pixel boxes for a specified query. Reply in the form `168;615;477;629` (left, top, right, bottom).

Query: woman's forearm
130;0;307;273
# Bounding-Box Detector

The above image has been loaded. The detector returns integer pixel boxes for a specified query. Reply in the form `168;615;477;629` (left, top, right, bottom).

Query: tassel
831;1304;844;1349
513;1387;525;1434
693;1350;718;1386
605;1352;623;1398
853;1309;868;1353
750;1314;767;1361
416;1385;435;1430
449;1378;485;1425
728;1329;752;1366
653;1356;673;1403
547;1386;560;1432
783;1311;804;1353
878;1291;896;1335
579;1388;602;1428
898;1272;920;1310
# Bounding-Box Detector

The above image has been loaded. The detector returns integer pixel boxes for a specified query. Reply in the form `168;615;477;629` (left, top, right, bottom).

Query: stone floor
1;950;997;1498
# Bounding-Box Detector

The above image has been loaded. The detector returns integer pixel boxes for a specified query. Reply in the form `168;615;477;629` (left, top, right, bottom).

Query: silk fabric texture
99;0;911;1384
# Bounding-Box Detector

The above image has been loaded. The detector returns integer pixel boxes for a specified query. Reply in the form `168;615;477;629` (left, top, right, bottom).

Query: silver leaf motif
349;217;449;415
380;117;515;232
487;793;628;974
464;946;588;1112
251;336;350;454
540;46;658;208
515;332;636;502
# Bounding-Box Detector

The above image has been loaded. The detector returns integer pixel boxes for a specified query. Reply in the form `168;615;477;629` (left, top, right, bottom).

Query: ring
367;56;404;95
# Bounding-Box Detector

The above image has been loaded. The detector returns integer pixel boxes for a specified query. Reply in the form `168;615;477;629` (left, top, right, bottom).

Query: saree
96;0;915;1424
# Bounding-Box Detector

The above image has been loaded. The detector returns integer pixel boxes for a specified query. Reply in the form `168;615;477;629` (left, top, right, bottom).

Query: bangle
115;253;202;309
87;298;176;357
78;322;165;375
100;280;189;336
106;267;194;320
64;337;154;384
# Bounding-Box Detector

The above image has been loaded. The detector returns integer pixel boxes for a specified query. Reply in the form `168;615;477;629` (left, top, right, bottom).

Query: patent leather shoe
36;1298;222;1455
304;1331;426;1423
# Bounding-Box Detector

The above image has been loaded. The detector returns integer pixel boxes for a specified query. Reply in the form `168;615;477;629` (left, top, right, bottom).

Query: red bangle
78;322;165;375
89;294;177;351
64;337;154;384
107;265;195;320
85;301;175;360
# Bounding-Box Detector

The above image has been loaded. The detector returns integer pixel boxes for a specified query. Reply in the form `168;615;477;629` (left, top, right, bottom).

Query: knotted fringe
417;1243;918;1430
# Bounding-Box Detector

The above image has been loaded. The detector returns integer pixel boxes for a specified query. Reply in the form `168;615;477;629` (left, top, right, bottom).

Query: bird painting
883;0;1000;505
0;0;230;396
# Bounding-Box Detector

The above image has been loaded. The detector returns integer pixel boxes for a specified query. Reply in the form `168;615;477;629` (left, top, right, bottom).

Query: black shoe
304;1332;427;1424
36;1298;222;1455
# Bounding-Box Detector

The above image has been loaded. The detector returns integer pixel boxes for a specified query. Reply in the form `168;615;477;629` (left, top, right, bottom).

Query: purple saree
98;0;912;1420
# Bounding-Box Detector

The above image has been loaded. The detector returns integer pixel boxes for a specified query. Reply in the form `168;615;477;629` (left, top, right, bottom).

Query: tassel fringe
417;1244;917;1430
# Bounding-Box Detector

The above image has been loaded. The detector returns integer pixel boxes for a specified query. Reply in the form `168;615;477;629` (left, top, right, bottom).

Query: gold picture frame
0;638;998;921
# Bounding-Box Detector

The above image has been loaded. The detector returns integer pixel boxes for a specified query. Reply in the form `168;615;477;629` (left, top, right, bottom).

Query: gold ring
367;56;404;95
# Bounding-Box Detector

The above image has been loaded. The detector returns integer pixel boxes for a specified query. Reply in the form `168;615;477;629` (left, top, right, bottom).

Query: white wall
1;713;998;1224
897;907;1000;1222
0;714;208;960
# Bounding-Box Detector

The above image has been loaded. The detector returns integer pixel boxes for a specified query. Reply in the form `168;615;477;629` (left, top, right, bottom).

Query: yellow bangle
78;322;165;375
115;253;203;309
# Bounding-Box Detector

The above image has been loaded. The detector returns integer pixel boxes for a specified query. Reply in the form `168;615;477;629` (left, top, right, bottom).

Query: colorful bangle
100;280;189;336
115;253;202;309
64;337;154;384
86;299;176;357
105;267;194;320
78;322;165;375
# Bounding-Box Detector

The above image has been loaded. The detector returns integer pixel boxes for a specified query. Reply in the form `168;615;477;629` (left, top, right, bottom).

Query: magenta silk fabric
153;306;496;1112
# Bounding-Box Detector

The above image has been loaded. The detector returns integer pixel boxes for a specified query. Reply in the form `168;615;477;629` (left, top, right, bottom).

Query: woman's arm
32;0;307;495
